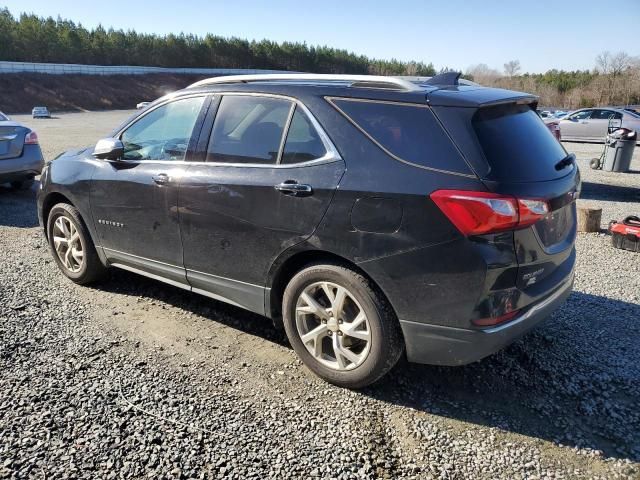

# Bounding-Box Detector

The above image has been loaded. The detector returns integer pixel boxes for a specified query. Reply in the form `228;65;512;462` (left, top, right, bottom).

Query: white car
557;107;640;143
32;106;51;119
136;102;150;110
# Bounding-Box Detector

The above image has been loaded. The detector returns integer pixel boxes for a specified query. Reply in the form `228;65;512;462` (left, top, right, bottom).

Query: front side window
281;108;327;164
568;110;592;121
330;98;470;173
120;96;205;161
207;96;292;164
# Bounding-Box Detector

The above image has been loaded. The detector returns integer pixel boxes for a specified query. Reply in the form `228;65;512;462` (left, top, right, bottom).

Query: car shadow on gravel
90;269;640;462
366;291;640;462
0;185;39;227
580;181;640;203
92;268;289;346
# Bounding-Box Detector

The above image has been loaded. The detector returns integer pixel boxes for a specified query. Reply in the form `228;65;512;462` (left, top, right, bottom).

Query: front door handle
275;181;313;197
152;173;170;185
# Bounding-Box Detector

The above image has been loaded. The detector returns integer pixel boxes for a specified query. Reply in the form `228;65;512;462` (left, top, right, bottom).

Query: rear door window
281;107;327;164
330;98;470;174
473;104;570;182
207;95;292;164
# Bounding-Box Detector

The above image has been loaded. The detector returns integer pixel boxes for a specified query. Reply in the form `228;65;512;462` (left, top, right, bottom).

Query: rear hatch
472;102;578;289
0;123;28;160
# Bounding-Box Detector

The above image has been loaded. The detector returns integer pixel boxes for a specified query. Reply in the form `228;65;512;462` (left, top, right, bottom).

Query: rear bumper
0;145;44;182
400;270;574;366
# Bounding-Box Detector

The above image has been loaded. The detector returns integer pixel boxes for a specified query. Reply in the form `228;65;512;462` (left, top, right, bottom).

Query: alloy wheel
295;281;372;371
52;215;84;273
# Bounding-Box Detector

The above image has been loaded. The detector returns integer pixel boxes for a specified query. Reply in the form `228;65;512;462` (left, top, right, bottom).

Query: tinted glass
473;104;569;182
333;99;469;173
207;96;291;164
281;108;327;164
568;110;592;120
591;110;621;120
121;96;205;161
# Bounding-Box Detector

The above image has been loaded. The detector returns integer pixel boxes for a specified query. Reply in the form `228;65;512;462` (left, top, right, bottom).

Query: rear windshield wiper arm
554;153;575;171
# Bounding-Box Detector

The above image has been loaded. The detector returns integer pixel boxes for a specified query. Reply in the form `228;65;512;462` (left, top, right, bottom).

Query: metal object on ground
603;128;637;172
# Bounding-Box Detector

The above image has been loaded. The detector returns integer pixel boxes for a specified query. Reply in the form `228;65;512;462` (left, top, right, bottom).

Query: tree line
0;8;436;76
467;52;640;108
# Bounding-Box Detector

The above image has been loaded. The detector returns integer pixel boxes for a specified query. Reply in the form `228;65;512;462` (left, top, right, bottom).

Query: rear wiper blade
555;153;575;171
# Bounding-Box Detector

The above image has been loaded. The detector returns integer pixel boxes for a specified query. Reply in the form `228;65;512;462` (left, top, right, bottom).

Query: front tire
46;203;106;285
282;263;404;388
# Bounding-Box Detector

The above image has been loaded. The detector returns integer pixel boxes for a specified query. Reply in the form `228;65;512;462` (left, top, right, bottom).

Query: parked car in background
0;111;44;189
553;110;568;118
32;106;51;119
37;73;577;388
557;107;640;143
136;102;150;110
538;110;553;119
546;120;562;141
538;111;562;141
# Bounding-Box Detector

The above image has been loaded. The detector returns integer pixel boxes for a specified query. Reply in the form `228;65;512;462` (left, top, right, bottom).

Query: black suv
38;73;578;388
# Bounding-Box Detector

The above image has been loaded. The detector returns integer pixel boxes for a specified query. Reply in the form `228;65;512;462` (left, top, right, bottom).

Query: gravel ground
1;111;639;479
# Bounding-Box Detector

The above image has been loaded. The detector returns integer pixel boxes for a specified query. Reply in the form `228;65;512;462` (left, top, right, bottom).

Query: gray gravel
1;112;639;479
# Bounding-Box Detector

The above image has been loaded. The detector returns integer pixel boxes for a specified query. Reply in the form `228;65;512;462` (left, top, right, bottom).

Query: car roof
178;74;537;109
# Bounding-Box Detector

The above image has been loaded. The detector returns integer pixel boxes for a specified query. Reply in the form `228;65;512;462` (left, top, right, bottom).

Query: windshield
0;112;8;121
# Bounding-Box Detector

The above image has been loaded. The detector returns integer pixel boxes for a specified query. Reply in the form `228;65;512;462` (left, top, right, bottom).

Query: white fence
0;61;288;76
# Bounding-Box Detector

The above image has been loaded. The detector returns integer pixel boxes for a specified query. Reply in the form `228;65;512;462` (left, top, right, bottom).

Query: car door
91;95;209;285
588;109;622;140
559;109;593;140
179;94;345;314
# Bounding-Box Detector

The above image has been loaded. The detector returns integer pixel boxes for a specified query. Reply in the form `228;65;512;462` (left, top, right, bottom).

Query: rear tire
11;178;34;190
46;203;106;285
282;263;404;389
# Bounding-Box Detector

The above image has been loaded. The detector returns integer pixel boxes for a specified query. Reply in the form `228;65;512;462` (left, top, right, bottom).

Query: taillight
430;190;549;236
24;131;39;145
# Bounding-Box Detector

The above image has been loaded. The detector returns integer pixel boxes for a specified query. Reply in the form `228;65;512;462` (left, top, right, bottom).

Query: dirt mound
0;73;210;113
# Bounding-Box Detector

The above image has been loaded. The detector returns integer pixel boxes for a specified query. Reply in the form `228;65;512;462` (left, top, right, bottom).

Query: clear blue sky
3;0;638;73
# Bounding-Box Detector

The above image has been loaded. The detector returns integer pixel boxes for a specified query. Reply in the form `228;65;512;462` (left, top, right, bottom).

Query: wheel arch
267;248;397;327
41;191;75;240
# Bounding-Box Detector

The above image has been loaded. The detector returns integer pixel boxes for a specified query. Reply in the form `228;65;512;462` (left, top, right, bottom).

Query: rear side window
330;98;470;174
207;95;292;164
473;104;569;182
281;108;327;164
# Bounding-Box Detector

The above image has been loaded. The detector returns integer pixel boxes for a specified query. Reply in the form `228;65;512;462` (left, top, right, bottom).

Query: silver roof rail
188;73;422;92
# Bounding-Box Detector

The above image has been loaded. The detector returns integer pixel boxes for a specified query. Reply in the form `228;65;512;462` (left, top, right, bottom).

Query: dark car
37;73;578;388
0;111;44;189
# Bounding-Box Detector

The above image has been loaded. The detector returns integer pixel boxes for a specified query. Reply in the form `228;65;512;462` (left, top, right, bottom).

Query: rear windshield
473;104;570;182
331;98;471;174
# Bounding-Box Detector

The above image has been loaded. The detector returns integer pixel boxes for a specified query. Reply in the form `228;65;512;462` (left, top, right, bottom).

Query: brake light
24;131;39;145
430;190;549;236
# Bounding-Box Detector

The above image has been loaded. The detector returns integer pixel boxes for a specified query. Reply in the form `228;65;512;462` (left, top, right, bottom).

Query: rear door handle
152;173;170;185
275;181;313;197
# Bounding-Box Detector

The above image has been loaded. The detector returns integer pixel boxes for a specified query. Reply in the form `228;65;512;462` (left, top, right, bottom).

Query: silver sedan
556;107;640;143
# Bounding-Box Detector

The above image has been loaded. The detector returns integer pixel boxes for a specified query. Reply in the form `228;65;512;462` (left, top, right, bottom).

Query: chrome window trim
326;96;476;179
276;103;297;164
110;91;342;169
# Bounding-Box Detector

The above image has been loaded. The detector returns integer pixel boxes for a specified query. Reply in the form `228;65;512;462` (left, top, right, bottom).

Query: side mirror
93;138;124;160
